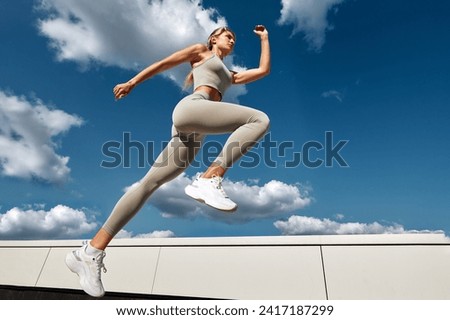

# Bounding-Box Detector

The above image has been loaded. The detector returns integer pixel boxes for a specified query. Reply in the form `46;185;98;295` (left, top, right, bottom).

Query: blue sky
0;0;449;240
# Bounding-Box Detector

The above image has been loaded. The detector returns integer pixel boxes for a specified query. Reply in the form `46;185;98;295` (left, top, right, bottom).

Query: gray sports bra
192;54;232;96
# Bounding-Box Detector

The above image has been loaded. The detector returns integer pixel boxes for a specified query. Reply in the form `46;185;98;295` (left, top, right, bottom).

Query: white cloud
36;0;246;101
0;205;98;240
321;89;343;102
278;0;344;51
334;213;345;220
0;90;83;183
115;229;175;239
126;173;311;223
274;215;445;235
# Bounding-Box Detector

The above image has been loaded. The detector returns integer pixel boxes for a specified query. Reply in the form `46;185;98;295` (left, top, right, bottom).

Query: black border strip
0;285;215;300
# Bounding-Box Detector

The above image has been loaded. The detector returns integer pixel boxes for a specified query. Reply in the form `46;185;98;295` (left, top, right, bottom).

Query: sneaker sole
65;252;105;297
185;185;237;212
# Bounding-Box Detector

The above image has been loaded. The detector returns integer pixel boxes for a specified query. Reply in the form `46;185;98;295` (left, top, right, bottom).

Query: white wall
1;234;449;299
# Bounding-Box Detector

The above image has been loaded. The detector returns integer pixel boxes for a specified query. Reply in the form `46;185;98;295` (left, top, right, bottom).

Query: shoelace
211;175;229;198
95;251;107;276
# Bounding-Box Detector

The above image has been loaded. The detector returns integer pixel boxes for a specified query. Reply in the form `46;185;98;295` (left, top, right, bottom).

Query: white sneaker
65;242;107;297
185;173;237;212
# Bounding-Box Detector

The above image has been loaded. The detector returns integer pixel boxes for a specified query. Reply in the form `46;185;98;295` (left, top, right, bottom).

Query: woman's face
212;31;235;54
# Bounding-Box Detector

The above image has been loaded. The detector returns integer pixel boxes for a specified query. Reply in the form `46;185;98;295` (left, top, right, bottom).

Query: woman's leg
66;130;203;297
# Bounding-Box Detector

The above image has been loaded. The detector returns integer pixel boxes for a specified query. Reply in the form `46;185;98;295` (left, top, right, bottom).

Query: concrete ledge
1;233;448;247
1;234;449;299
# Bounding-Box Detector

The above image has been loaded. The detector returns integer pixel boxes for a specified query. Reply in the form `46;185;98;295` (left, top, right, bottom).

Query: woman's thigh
172;94;267;134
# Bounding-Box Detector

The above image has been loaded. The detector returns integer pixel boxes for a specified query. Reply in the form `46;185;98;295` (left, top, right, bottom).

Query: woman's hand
113;81;135;100
253;25;269;40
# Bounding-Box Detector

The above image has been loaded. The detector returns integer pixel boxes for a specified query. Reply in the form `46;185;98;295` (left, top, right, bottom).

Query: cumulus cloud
0;205;98;240
116;229;175;239
36;0;247;101
274;215;445;235
278;0;344;51
125;173;311;223
0;90;83;183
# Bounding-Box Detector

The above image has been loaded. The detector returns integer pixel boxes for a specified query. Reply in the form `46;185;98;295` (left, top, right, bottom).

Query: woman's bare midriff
194;85;222;101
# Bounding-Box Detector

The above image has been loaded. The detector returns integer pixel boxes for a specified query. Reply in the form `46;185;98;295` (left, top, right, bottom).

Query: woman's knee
256;110;270;133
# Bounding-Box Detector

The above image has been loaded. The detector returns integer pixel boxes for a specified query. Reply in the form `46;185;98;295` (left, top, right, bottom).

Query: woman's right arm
113;43;206;100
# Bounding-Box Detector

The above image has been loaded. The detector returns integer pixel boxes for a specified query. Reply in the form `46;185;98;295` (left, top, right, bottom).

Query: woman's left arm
232;25;270;85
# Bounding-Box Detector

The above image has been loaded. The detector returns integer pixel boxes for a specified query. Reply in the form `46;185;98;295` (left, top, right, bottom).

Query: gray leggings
103;91;270;236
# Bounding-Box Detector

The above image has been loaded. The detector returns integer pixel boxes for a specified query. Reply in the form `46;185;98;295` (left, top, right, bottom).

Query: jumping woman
66;25;270;297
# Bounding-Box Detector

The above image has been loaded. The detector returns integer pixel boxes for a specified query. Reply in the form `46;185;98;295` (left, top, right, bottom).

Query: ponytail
184;71;194;89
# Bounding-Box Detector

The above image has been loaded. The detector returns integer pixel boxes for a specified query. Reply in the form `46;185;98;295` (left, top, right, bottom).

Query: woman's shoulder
185;44;212;65
188;43;209;54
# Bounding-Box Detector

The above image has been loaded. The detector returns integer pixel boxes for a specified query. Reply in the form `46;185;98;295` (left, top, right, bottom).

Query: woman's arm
113;43;207;100
232;26;270;85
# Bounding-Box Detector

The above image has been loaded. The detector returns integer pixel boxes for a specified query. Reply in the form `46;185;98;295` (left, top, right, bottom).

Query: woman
66;25;270;297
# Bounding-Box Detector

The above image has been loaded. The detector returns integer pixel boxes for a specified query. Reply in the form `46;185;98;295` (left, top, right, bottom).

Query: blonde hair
184;27;236;89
